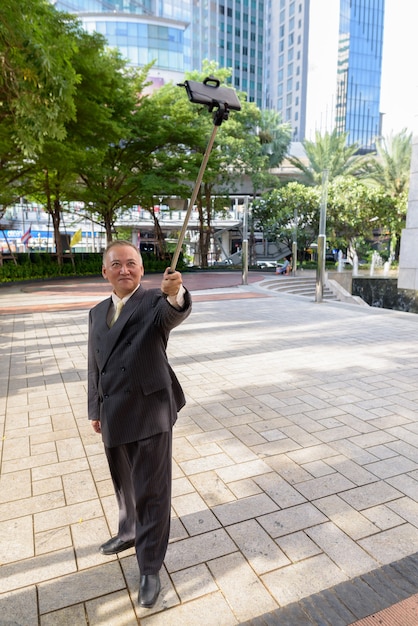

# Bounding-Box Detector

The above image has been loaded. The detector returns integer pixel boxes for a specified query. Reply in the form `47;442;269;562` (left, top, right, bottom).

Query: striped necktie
110;300;124;327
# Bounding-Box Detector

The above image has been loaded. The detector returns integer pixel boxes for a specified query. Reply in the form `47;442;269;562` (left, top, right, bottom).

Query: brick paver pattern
1;276;418;625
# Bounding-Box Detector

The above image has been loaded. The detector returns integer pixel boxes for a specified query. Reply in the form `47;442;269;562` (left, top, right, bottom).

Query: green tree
252;182;321;262
78;67;196;253
364;129;412;197
289;129;371;185
326;177;395;257
258;109;292;168
25;32;144;262
0;0;80;155
167;61;290;266
361;129;412;257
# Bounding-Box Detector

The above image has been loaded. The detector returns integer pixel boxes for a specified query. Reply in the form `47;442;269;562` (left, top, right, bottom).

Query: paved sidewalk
1;273;418;625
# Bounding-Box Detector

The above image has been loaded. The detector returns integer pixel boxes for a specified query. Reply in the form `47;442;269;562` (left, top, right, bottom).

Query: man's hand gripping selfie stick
169;77;241;272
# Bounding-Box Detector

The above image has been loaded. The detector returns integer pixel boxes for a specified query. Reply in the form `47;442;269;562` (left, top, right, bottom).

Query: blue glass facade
82;20;185;70
336;0;384;149
54;0;191;74
55;1;264;107
55;0;190;21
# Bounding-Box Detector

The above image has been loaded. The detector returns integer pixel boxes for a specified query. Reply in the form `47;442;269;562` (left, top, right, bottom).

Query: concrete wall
398;126;418;290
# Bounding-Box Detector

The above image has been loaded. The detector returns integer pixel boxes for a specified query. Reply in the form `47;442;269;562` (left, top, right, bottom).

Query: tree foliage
362;129;412;198
252;183;321;260
326;177;396;253
19;30;145;261
258;109;292;169
289;129;370;185
0;0;80;154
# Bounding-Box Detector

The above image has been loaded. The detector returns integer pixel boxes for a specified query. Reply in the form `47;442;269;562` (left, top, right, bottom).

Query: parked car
255;260;277;269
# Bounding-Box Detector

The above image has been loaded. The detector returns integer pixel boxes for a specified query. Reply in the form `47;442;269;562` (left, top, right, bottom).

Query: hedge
0;252;185;283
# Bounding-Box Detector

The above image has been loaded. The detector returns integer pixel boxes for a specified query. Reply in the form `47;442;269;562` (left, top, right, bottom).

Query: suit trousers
104;431;172;574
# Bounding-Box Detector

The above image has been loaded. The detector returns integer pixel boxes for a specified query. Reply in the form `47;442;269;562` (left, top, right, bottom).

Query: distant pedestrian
276;255;292;275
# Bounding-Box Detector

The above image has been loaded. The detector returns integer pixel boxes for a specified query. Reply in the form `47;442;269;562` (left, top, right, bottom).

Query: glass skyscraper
53;0;192;84
191;0;265;107
265;0;385;148
52;0;385;150
54;0;264;106
263;0;310;141
336;0;384;149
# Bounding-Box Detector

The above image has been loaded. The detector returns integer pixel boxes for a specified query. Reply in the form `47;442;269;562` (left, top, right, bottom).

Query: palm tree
362;129;412;198
257;109;292;168
288;129;370;185
361;129;412;259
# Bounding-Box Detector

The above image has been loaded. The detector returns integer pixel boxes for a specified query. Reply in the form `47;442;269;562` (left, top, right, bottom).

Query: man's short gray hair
102;240;142;265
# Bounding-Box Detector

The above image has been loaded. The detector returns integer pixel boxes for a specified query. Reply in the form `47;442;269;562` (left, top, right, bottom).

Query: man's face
102;245;144;298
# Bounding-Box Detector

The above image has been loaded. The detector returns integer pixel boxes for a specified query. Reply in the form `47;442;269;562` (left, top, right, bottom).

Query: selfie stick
169;77;241;271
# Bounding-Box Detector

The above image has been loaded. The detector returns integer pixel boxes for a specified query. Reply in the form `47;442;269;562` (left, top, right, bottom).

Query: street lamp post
315;169;329;303
292;207;298;276
242;196;249;285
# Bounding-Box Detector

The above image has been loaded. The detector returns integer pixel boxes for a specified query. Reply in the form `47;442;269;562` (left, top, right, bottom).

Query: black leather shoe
99;536;135;555
139;573;161;608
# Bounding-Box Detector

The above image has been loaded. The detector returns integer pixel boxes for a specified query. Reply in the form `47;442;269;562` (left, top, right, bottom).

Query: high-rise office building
53;0;385;150
263;0;310;141
53;0;265;107
335;0;385;149
265;0;384;149
53;0;192;86
191;0;265;107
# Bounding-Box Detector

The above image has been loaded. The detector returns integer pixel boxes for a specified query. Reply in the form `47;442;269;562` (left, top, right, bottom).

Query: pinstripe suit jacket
88;286;191;448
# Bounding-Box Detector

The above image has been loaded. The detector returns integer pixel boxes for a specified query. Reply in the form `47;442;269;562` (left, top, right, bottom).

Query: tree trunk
196;184;215;267
197;198;209;267
152;211;166;260
51;197;63;264
105;220;113;244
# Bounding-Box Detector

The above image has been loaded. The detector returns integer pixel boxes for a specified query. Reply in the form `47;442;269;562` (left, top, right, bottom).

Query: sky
380;0;417;135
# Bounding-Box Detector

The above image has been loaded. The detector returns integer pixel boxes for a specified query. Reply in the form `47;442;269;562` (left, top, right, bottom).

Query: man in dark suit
88;240;191;608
